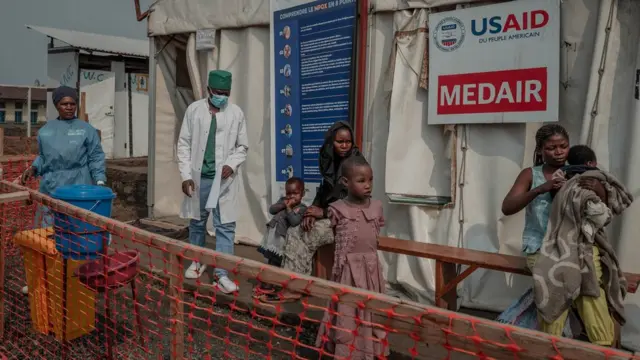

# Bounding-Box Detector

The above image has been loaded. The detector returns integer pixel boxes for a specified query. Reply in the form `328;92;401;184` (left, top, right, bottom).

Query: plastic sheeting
622;294;640;352
150;0;640;314
152;38;188;219
371;0;487;12
79;70;116;159
131;74;150;157
385;9;453;198
148;0;270;36
146;0;485;36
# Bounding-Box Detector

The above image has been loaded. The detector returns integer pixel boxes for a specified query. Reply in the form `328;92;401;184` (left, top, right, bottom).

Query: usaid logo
433;17;466;52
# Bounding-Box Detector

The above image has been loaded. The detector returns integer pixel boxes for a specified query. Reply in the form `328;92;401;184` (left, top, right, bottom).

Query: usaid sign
428;0;560;124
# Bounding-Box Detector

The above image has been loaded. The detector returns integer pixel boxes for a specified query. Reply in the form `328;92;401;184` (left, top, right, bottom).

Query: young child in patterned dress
315;156;388;359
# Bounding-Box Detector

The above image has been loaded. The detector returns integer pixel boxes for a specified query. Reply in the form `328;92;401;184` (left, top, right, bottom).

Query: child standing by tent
315;156;388;359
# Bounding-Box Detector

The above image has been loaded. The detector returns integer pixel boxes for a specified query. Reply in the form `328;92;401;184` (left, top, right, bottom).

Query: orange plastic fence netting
0;178;638;359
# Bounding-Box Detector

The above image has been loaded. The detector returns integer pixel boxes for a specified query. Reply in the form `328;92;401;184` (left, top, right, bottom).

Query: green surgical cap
208;70;232;90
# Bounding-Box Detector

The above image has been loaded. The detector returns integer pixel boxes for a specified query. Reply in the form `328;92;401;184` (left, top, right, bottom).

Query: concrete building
0;85;47;124
26;25;150;159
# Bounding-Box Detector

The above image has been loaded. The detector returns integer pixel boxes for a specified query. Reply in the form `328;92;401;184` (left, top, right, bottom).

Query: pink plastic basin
74;250;140;292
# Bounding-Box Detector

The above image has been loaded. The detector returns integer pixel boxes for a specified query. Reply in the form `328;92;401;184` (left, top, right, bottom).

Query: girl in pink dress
315;156;388;359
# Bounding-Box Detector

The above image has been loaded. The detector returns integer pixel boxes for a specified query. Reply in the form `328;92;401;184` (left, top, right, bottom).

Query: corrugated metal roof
26;24;149;58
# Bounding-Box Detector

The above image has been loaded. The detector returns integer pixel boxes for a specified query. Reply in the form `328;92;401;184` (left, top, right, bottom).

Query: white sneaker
214;276;239;294
184;262;207;279
22;286;28;295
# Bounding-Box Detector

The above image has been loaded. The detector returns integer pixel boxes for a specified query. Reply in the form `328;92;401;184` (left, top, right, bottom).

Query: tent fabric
146;0;486;36
150;0;640;314
385;9;453;198
148;0;270;36
370;0;487;12
152;37;188;218
622;295;640;352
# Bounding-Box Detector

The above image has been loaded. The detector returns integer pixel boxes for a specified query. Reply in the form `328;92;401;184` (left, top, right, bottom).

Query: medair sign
427;0;560;124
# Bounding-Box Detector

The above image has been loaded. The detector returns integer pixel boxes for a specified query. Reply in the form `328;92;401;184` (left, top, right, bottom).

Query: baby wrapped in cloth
533;170;632;344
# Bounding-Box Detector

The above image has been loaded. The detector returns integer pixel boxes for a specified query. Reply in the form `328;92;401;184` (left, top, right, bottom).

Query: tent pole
147;37;157;219
26;88;32;137
354;0;369;150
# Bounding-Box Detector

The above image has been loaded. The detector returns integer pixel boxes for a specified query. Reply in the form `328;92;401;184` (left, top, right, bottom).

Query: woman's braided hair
533;124;569;166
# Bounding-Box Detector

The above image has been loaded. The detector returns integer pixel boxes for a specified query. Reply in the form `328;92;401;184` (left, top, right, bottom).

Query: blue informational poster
272;0;357;188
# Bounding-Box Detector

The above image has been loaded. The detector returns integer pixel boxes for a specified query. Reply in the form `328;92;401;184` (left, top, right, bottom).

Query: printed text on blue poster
273;0;357;183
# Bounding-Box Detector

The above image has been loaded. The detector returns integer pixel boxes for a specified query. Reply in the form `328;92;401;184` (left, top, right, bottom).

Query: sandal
252;286;276;299
258;292;302;304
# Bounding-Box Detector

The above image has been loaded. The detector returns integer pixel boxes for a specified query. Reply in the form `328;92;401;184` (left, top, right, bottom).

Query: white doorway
130;73;149;157
79;69;115;159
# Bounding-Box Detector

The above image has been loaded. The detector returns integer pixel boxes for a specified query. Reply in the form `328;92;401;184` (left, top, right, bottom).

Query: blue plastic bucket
51;185;116;260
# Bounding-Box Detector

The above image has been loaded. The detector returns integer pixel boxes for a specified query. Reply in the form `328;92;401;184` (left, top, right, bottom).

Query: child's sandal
252;286;276;299
259;292;301;304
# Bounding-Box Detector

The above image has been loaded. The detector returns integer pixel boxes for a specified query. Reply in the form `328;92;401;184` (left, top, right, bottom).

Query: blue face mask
209;94;228;108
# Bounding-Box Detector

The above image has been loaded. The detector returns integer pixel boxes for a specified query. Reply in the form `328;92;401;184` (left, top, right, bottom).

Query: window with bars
14;103;40;124
31;110;38;124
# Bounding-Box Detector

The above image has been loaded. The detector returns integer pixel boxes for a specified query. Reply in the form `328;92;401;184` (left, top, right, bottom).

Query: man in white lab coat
177;70;249;293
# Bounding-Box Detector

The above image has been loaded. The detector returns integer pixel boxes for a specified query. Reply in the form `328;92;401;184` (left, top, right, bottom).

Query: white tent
144;0;640;319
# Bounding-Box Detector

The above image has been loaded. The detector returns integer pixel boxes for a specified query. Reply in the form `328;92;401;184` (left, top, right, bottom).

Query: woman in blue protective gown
21;85;107;226
20;86;107;295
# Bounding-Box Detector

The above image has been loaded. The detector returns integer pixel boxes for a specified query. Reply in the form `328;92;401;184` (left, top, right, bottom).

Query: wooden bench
377;236;640;311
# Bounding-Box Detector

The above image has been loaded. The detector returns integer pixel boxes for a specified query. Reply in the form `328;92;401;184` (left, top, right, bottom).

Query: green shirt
201;114;217;178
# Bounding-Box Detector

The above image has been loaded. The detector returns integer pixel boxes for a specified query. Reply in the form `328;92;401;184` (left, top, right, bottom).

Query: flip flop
252;286;276;299
259;292;302;304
